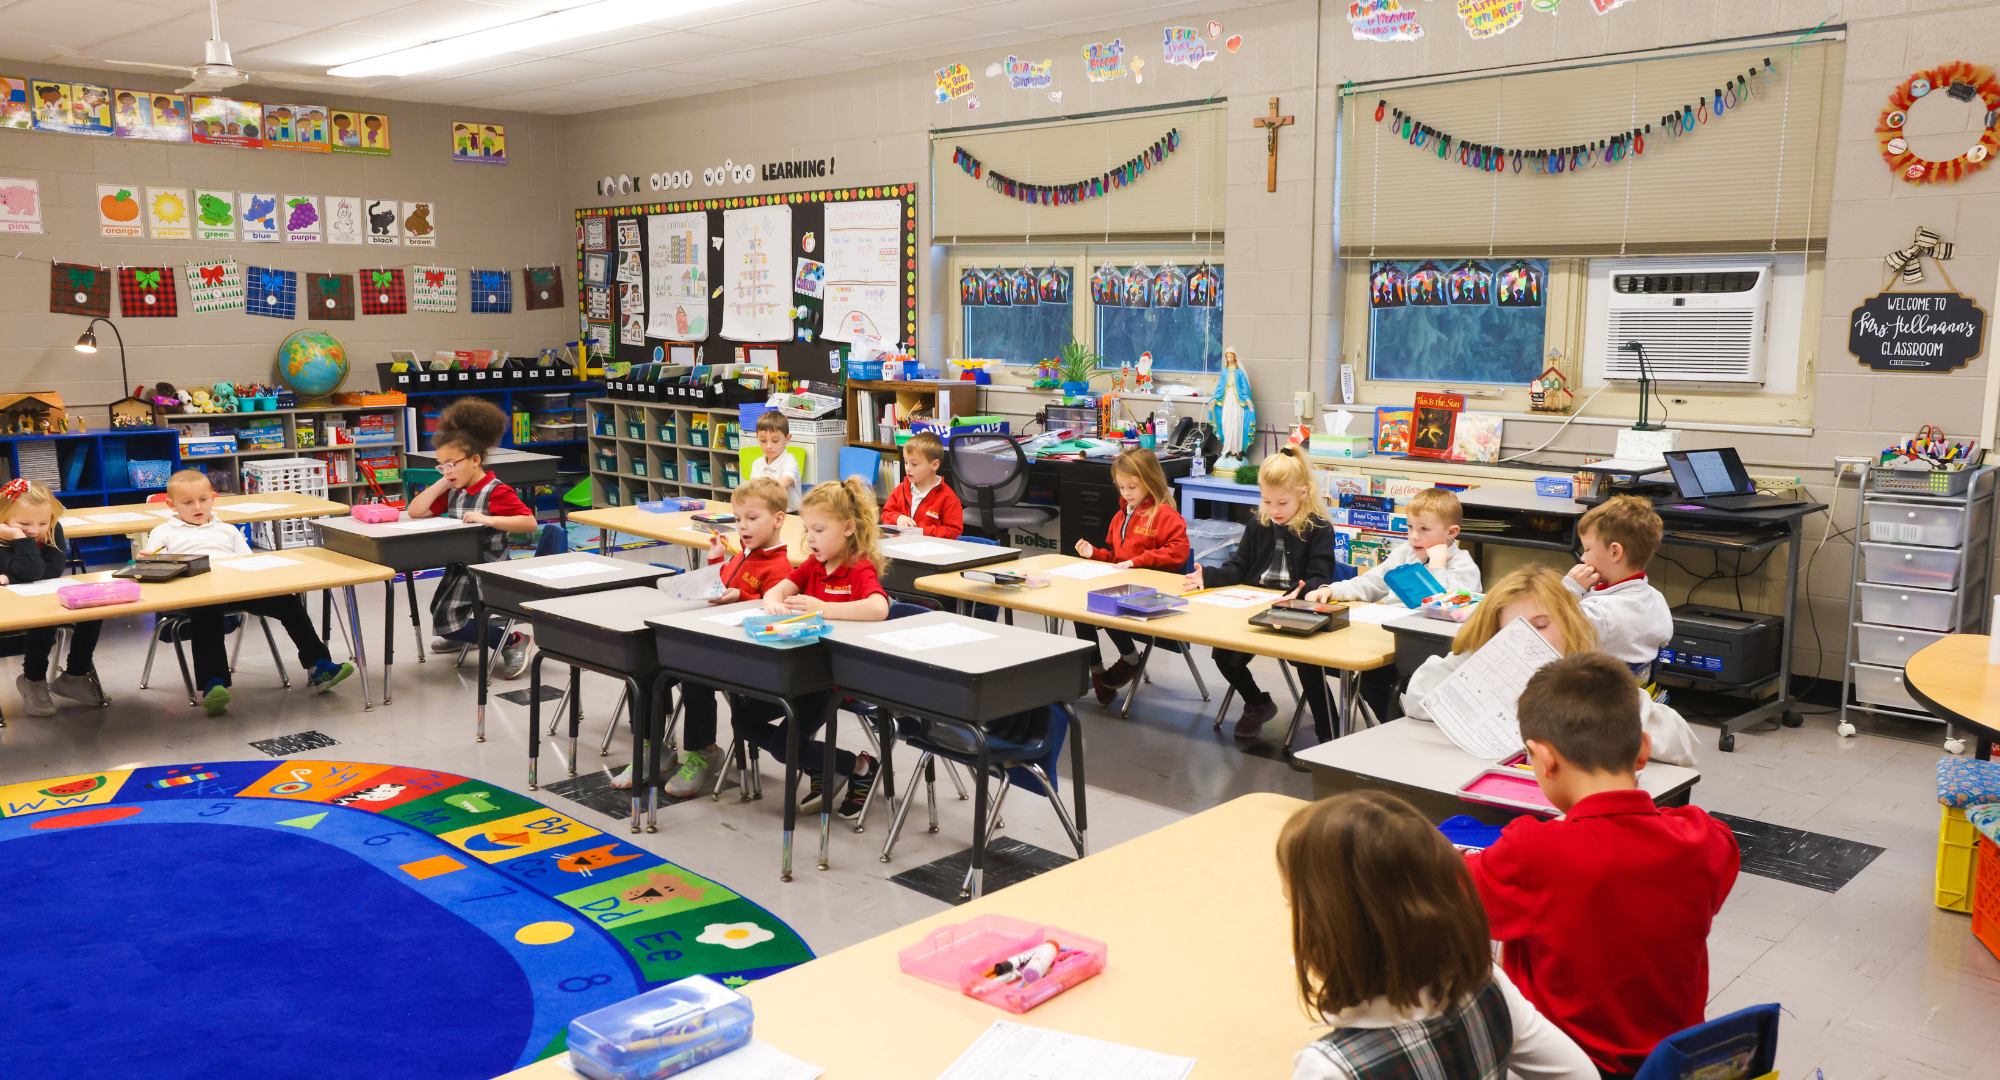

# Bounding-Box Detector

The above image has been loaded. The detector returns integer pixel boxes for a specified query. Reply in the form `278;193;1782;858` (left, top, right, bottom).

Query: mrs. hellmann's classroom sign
1849;289;1986;373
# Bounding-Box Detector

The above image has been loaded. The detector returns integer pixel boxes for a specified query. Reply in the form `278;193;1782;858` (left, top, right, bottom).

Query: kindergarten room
4;0;2000;1077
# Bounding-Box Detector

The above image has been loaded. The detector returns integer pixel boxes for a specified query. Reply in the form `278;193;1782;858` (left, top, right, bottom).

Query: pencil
757;611;820;634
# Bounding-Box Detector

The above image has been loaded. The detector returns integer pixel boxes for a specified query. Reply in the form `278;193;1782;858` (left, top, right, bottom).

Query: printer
1658;604;1783;685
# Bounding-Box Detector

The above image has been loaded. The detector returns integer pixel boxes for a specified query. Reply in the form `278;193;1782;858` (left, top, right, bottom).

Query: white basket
243;456;329;497
252;516;317;551
787;418;847;437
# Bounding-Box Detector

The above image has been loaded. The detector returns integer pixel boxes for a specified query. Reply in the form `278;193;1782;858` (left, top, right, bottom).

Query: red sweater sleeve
1465;832;1538;943
880;481;911;525
1128;506;1189;569
921;486;964;538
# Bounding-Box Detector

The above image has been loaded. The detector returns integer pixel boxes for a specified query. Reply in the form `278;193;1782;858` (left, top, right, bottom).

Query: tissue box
58;580;142;609
1310;433;1373;459
351;504;401;523
566;975;754;1080
1615;427;1683;463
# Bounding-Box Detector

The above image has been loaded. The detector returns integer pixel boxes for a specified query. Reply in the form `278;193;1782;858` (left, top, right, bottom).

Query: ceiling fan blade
247;70;384;89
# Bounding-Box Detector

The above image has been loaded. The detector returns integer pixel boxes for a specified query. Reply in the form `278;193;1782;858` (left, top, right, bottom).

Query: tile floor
1;566;1995;1079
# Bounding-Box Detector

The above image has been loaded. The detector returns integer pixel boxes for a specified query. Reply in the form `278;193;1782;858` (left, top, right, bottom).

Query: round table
1903;634;2000;760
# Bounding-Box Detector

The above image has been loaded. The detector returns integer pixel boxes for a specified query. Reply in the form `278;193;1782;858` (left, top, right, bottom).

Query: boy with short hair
1565;495;1673;674
1466;653;1739;1078
750;410;802;512
1311;486;1481;603
880;432;963;538
145;469;354;715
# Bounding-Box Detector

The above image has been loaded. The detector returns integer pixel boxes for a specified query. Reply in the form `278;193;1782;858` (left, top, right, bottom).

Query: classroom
1;1;1997;1077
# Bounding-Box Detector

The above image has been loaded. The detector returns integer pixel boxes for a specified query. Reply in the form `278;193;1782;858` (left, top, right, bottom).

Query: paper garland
186;259;244;313
410;265;457;313
117;265;177;317
35;256;542;319
1373;57;1782;175
50;262;110;316
309;272;355;320
952;128;1180;206
1877;62;1999;185
245;266;297;319
359;268;408;315
470;269;513;314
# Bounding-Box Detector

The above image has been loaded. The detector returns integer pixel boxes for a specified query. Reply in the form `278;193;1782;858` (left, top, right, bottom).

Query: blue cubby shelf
403;382;599;464
0;428;181;567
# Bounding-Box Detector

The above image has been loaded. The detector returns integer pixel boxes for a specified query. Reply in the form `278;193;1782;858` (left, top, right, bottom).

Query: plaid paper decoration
409;265;457;313
524;266;565;310
244;266;298;319
118;266;178;318
50;262;111;317
470;269;513;314
186;259;245;314
359;268;408;315
309;272;356;320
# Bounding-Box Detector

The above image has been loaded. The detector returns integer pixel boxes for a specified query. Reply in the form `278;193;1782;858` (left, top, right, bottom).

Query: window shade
1339;40;1843;257
932;102;1227;245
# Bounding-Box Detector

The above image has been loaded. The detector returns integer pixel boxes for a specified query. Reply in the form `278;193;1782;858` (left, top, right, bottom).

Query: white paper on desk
1045;561;1124;581
4;578;69;595
703;610;754;627
557;1040;820;1080
936;1021;1195;1080
883;541;959;557
1344;602;1411;626
661;563;724;602
1421;617;1562;760
215;502;289;514
520;562;620;581
1187;587;1270;609
217;555;302;571
385;517;456;531
148;508;179;518
84;512;153;523
870;623;995;652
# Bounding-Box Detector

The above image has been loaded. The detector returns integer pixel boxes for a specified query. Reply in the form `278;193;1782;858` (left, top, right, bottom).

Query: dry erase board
576;184;919;386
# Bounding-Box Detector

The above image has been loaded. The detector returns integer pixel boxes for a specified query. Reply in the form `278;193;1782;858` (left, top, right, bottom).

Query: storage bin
1086;584;1156;616
630;459;648;478
531;421;583;443
597;452;620;472
522;391;572;412
567;975;753;1080
1871;465;1977;498
1974;836;2000;961
1857;582;1960;631
1861;542;1963;589
660;462;677;481
1854;623;1948;667
1852;662;1922;711
896;914;1107;1015
1939;805;1980;912
627;420;647;439
1865;500;1968;547
660;422;677;442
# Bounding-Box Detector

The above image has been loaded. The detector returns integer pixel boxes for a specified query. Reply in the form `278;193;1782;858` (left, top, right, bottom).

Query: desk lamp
74;316;135;396
1619;340;1665;432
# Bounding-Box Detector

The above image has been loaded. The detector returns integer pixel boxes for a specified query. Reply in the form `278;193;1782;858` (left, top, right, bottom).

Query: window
1092;263;1223;374
1368;259;1547;384
949;250;1225;374
960;265;1075;369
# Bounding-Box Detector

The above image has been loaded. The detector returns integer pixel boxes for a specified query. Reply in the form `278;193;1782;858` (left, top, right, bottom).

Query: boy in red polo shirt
1465;653;1739;1078
880;432;963;538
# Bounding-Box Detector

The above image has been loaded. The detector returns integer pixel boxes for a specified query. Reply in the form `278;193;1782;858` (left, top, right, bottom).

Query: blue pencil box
1383;563;1444;608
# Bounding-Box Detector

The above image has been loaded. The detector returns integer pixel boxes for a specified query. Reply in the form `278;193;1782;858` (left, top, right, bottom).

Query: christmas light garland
952;128;1180;206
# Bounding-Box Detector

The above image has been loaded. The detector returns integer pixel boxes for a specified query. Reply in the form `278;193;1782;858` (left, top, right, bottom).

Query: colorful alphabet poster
410;265;457;313
185;259;245;314
146;188;191;240
721;204;791;341
1004;56;1052;89
934;63;974;103
0;176;41;234
263;103;329;152
1162;27;1217;69
401;201;436;247
190;96;263;147
97;184;143;238
114;90;189;141
452;121;506;164
1457;0;1524;38
0;78;29;130
331;110;390;156
365;198;400;245
239;192;280;243
646;211;708;341
1083;39;1128;82
327;196;364;245
194;189;235;241
33;80;112;135
1350;0;1426;41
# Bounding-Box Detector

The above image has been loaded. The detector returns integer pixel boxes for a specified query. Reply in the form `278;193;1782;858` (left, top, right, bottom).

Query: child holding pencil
1073;448;1189;704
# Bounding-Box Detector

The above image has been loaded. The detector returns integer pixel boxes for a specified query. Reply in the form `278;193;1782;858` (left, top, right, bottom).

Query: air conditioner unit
1604;262;1772;385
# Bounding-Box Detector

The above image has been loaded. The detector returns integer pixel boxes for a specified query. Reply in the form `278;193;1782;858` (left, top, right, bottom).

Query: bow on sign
133;269;162;289
370;269;395;287
1885;226;1955;285
198;265;227;287
477;271;505;290
423;270;447;287
258;269;287;293
68;267;97;290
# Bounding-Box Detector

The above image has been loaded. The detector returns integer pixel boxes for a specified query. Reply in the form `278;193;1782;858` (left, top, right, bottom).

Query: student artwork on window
1038;266;1070;304
960;267;984;306
1091;263;1123;306
980;268;1009;306
1187;263;1220;307
1096;264;1225;374
966;266;1073;367
1122;264;1153;308
1008;267;1038;305
1152;262;1186;308
1369;259;1547;384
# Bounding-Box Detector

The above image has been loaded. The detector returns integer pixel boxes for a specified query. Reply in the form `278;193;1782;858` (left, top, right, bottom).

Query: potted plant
1055;340;1102;396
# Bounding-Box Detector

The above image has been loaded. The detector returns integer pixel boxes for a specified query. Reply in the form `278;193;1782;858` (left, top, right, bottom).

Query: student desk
645;600;838;882
875;534;1021;598
916;553;1397;754
406;447;560;488
521;587;700;832
1176;471;1265;520
494;792;1310;1080
1386;610;1457;678
1904;634;2000;760
0;547;393;710
567;505;808;567
313;513;487;704
57;491;350;539
824;610;1093;897
465;553;674;743
1294;717;1701;824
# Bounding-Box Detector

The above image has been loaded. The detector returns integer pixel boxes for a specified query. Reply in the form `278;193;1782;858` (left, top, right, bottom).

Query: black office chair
947;433;1057;543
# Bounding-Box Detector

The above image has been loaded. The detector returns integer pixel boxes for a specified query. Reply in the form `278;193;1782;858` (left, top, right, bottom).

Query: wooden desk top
58;491;350;539
0;546;392;631
916;553;1396;672
1294;717;1700;805
1904;635;2000;744
495;793;1310;1080
569;506;809;565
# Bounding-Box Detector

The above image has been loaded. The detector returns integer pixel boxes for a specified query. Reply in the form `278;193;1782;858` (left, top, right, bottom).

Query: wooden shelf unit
843;380;979;450
585;398;750;507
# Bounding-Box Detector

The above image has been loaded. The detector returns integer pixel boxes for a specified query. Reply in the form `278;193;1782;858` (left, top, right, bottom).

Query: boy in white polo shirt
1564;494;1674;678
145;470;354;715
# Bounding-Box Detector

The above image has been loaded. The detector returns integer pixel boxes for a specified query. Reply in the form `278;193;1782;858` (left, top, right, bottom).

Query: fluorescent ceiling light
329;0;738;78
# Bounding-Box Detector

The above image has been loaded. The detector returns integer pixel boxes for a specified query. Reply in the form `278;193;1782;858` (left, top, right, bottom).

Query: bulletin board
576;184;918;387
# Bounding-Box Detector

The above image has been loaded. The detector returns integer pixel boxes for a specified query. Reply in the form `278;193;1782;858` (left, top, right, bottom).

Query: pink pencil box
1458;767;1560;816
351;504;401;523
59;580;142;610
897;913;1107;1014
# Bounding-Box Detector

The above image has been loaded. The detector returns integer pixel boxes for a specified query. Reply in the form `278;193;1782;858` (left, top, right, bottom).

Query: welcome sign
1849;290;1987;373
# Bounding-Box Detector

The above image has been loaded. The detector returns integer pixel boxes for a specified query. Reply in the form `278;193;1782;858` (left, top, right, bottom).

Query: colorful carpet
0;760;813;1079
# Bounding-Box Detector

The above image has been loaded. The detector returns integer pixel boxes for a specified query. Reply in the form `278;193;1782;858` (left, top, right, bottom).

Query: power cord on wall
1498;382;1612;463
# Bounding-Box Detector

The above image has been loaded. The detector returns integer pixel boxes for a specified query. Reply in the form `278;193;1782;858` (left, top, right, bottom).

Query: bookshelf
404;383;600;516
584;398;749;507
842;380;979;452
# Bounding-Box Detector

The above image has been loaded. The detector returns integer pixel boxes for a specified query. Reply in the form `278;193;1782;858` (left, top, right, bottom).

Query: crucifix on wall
1253;97;1294;193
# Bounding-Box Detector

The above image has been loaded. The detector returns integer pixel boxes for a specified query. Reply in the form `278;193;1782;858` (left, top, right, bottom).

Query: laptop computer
1663;448;1796;511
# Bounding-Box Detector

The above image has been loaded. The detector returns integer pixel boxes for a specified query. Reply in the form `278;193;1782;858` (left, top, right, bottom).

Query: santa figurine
1134;351;1154;391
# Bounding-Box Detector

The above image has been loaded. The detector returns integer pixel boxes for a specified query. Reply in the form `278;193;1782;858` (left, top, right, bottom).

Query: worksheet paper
558;1040;820;1080
4;578;69;595
1188;588;1271;609
703;610;754;627
869;623;995;653
1046;561;1125;581
519;562;621;581
217;555;302;571
1421;617;1563;760
385;517;458;530
935;1021;1195;1080
149;508;180;517
883;541;960;558
1343;602;1412;626
215;502;290;514
660;563;724;602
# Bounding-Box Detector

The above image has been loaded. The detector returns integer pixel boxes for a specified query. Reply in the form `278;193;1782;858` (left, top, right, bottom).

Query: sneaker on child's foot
203;683;232;717
309;660;355;694
1092;658;1138;706
429;636;457;653
1233;697;1278;741
498;631;532;679
51;671;106;707
798;772;845;816
836;754;876;820
666;746;724;798
609;764;634;789
16;675;56;717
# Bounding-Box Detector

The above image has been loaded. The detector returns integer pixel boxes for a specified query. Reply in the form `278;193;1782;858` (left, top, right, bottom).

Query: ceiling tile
558;30;752;68
1;0;178;36
476;86;597;110
219;0;412;28
695;0;907;45
122;13;319;53
0;30;110;64
237;29;418;68
957;0;1161;31
388;49;539;79
807;14;1016;57
653;76;758;99
767;55;895;81
468;55;631;89
560;68;714;97
877;29;1050;63
372;76;515;104
638;0;808;33
346;0;529;43
662;42;828;79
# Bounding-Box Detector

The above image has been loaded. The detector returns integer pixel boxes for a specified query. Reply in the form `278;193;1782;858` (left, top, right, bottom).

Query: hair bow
1884;226;1953;285
1;478;30;501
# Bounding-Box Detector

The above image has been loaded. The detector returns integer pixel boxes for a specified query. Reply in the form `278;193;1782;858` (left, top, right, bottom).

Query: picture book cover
1374;406;1412;455
114;90;189;141
32;80;111;135
331;110;390;156
1409;392;1464;461
452;121;505;164
191;96;263;148
1451;412;1504;463
0;77;29;130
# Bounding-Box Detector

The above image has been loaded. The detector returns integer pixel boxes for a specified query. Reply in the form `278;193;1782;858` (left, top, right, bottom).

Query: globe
276;328;349;400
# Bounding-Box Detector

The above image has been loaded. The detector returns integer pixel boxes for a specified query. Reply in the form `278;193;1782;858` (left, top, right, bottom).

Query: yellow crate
1937;805;1980;913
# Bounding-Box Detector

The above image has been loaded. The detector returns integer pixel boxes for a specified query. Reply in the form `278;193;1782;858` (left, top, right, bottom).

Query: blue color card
244;265;297;319
470;268;513;314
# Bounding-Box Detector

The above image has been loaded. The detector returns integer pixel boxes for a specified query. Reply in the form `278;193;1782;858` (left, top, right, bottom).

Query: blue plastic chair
839;446;881;488
1631;1003;1779;1080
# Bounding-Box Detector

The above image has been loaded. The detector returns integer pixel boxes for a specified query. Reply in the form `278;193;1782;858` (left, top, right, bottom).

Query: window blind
1339;40;1843;257
932;102;1228;245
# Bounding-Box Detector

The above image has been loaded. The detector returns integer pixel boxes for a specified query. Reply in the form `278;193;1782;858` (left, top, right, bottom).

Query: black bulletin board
576;183;918;388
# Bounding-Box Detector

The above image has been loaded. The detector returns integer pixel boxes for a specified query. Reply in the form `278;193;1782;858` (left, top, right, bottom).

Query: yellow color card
235;760;393;801
0;770;133;817
438;808;600;863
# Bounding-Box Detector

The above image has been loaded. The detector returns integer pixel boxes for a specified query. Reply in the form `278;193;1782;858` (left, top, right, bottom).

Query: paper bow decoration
68;267;97;290
370;269;394;287
319;275;342;288
477;271;506;290
258;268;288;293
198;265;227;287
424;270;447;287
1885;226;1955;285
133;269;161;289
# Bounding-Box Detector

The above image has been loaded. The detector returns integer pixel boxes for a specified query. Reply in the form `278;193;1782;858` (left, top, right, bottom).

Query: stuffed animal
188;388;216;413
212;382;238;412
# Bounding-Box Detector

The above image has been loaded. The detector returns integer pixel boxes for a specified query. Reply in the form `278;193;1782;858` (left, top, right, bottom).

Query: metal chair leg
260;617;290;688
1027;763;1087;858
1281;662;1302;706
229;617;244;671
141;626;161;689
1183;649;1211;701
960;775;1013;897
1117;639;1157;718
925;756;940;832
170;629;198;707
880;750;931;862
1213;686;1237;730
942;759;969;800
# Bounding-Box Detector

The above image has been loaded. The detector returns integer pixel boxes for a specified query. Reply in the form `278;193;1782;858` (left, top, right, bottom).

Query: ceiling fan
54;0;386;94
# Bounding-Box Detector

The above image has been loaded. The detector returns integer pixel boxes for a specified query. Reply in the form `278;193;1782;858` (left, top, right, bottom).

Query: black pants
1213;649;1337;741
23;622;100;681
1075;623;1145;666
190;595;330;688
673;683;719;750
727;690;856;776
